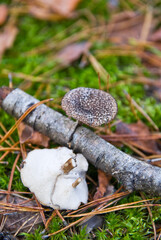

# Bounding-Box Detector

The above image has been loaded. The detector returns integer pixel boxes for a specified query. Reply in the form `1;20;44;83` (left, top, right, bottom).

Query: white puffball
20;147;88;210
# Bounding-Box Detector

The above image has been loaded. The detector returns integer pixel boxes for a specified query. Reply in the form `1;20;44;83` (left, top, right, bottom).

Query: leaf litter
25;0;81;20
18;122;49;147
0;4;8;26
116;120;161;154
0;23;18;60
0;192;42;235
56;41;91;66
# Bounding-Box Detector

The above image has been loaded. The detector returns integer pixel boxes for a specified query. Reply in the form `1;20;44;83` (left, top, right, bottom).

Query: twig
87;52;110;83
7;153;21;202
140;192;156;240
0;140;19;163
140;6;153;41
34;194;46;226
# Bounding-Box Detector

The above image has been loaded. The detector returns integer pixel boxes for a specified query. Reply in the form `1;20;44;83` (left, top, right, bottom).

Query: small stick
106;74;110;92
7;153;21;202
8;73;13;88
61;157;76;174
140;6;153;42
55;209;67;226
0;141;19;162
0;122;15;144
34;194;46;226
140;192;156;240
72;178;82;188
98;72;101;90
45;211;56;229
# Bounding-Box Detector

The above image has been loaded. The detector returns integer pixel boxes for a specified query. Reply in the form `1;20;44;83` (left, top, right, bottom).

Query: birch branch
1;87;161;196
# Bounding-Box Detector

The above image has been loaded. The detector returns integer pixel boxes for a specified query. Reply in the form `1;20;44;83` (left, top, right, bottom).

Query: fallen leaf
93;170;113;200
0;193;42;234
0;24;18;60
46;0;81;16
29;6;63;21
56;42;91;65
18;122;49;147
0;4;8;25
149;28;161;42
107;12;145;44
116;121;161;154
28;0;81;19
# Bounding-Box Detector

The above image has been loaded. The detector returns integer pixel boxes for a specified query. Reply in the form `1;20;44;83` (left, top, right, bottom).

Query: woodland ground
0;0;161;239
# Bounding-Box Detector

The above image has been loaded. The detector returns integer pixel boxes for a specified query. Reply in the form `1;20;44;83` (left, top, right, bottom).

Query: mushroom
61;87;117;127
20;147;88;210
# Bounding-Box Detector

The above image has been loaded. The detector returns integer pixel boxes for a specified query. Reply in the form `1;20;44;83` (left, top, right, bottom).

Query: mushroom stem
72;177;82;188
61;157;77;174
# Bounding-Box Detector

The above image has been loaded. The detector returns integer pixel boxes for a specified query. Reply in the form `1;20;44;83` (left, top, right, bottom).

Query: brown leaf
29;6;63;21
107;12;145;44
0;193;42;234
56;42;91;65
0;24;18;59
47;0;81;16
116;121;161;154
28;0;81;19
18;122;49;147
0;4;8;25
93;170;113;200
149;28;161;42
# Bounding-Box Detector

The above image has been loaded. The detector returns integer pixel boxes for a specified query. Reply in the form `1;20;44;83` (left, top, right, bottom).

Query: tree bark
1;87;161;196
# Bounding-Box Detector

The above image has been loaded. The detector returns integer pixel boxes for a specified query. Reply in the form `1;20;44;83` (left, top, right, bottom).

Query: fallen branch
1;87;161;196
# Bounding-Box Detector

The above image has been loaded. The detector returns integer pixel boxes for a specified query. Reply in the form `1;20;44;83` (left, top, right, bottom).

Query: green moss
101;194;153;239
71;227;89;240
21;227;44;240
47;217;67;240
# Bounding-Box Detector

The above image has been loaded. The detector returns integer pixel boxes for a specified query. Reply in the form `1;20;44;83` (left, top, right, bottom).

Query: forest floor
0;0;161;239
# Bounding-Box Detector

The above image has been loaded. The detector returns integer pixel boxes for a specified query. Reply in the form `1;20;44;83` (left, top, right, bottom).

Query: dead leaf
0;193;42;234
0;24;18;60
107;12;145;44
27;0;81;19
93;170;113;200
0;4;8;25
56;42;91;65
116;121;161;154
46;0;81;16
29;6;63;21
149;28;161;42
18;122;49;147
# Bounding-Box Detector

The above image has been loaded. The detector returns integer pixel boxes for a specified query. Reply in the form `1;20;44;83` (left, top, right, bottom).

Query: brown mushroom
61;87;117;127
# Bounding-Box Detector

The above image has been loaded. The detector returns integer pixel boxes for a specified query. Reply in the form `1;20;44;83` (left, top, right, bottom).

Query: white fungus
20;147;88;210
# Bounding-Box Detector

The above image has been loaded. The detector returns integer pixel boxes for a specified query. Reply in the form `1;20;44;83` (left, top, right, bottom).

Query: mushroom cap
20;147;88;210
62;87;117;127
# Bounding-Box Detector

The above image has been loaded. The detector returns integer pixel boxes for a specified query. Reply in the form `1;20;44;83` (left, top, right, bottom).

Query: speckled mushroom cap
61;87;117;127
